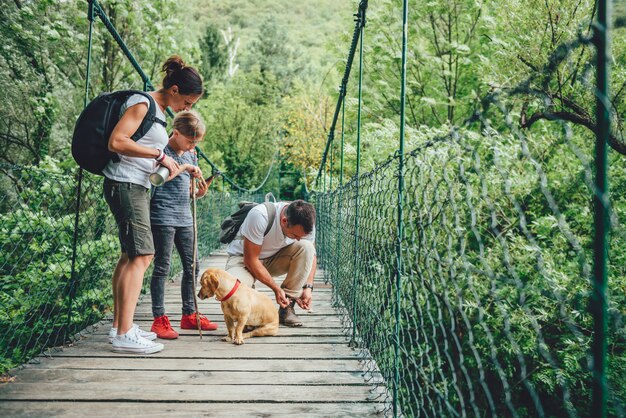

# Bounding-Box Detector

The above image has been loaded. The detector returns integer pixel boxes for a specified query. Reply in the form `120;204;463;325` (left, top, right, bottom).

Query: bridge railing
314;0;624;417
0;161;253;374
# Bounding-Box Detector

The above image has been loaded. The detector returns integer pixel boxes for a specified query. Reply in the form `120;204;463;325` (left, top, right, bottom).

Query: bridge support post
393;0;409;416
591;0;610;416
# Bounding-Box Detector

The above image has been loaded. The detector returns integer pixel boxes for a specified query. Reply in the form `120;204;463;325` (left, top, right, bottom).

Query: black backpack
220;201;276;244
71;90;167;175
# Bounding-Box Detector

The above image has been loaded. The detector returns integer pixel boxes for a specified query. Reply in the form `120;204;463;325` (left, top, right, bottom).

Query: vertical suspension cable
335;91;346;287
322;146;327;269
340;93;346;188
323;158;327;193
592;0;610;416
83;1;95;109
330;139;334;190
323;150;327;265
322;152;327;267
68;0;96;328
328;139;334;275
351;11;365;345
394;0;409;416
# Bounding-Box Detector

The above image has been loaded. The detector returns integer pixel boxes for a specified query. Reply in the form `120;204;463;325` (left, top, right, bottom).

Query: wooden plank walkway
0;250;387;417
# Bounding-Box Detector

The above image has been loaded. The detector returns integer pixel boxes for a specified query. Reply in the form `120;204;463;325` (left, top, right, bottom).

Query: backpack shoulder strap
130;91;167;141
262;202;276;237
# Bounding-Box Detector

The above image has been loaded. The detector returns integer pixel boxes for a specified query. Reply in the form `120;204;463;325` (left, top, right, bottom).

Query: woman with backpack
103;55;203;354
148;110;220;339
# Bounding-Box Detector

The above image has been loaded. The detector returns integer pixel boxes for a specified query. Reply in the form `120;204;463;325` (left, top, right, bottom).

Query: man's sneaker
181;312;218;331
111;328;164;354
108;324;157;343
279;299;303;327
151;315;179;339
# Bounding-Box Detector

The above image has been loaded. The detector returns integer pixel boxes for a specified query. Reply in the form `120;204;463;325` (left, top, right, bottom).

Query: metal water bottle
149;165;170;187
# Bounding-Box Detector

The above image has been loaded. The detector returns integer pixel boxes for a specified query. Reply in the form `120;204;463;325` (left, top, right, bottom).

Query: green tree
199;24;228;89
0;0;196;166
357;0;624;159
246;17;301;95
0;1;75;164
281;85;334;188
481;0;625;154
197;69;280;189
357;0;486;128
95;0;196;91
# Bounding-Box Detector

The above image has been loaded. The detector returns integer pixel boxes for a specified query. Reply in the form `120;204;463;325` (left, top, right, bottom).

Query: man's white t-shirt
226;202;315;260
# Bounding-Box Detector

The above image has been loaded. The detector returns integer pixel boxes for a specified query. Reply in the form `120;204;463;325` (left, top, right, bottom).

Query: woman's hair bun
161;55;203;95
162;55;185;76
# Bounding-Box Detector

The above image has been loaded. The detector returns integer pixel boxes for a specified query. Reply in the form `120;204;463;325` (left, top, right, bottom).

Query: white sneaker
111;328;164;354
108;324;157;343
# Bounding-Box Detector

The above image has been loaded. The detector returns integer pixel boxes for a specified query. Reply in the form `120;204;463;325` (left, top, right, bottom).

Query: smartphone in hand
204;172;222;182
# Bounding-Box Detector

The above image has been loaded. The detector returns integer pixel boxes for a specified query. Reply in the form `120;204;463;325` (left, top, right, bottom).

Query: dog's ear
199;270;218;299
208;271;220;293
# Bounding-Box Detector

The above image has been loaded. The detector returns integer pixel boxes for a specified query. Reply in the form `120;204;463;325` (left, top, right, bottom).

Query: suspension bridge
0;0;623;417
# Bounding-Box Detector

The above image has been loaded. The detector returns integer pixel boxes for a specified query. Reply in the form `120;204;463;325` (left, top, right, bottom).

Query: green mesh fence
317;126;626;416
0;164;116;374
0;163;253;374
315;0;624;416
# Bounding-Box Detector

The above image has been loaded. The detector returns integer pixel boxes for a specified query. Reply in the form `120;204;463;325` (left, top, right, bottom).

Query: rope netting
317;123;626;416
315;0;624;416
0;163;259;373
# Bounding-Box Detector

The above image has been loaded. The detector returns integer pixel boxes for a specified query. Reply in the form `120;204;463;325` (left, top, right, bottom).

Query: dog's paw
222;336;232;342
233;337;245;345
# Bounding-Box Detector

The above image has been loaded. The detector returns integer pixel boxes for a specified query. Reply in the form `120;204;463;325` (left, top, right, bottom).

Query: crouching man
225;200;316;326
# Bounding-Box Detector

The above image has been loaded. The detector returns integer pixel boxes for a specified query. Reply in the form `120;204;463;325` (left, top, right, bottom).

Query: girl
149;111;219;339
104;56;203;354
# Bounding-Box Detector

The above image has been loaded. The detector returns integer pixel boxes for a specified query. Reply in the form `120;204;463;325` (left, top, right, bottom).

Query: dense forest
0;0;624;192
0;0;353;196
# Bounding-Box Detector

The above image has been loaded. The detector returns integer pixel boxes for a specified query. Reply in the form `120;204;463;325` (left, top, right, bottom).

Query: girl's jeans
150;225;198;317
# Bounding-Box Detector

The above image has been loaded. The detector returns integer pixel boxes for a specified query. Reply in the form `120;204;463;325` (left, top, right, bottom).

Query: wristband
155;149;165;163
302;284;313;291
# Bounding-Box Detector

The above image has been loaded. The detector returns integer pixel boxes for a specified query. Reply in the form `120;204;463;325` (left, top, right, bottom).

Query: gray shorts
103;178;154;257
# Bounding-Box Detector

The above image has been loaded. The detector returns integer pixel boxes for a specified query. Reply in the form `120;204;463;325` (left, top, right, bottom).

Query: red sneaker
181;312;218;331
151;315;179;339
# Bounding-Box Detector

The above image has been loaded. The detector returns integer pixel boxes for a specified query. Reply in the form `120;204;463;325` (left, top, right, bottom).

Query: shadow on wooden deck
0;250;387;417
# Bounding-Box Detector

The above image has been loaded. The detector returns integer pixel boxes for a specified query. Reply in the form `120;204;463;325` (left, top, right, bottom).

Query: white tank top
102;94;168;188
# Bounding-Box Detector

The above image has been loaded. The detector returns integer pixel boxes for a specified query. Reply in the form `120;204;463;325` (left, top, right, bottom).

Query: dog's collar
218;279;241;302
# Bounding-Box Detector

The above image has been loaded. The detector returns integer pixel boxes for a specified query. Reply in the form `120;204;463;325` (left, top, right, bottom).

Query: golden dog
198;268;278;345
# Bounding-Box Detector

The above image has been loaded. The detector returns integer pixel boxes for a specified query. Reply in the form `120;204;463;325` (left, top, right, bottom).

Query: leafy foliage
0;159;117;373
281;86;334;188
0;158;246;374
0;0;195;166
196;69;280;190
199;24;228;90
317;123;626;415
